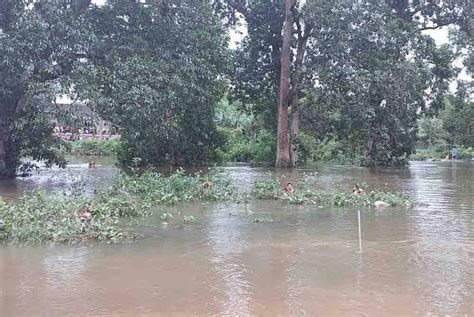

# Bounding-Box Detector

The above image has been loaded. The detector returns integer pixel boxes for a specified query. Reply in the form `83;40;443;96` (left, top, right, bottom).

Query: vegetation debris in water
251;179;415;207
0;171;415;245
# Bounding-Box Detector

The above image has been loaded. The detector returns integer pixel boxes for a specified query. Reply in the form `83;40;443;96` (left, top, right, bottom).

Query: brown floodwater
1;159;473;316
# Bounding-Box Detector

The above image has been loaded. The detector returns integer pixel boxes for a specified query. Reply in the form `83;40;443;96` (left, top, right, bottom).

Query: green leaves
0;0;94;177
78;0;229;166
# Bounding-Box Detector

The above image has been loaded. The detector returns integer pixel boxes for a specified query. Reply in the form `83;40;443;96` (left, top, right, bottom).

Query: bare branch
15;89;34;114
419;19;459;31
223;0;250;19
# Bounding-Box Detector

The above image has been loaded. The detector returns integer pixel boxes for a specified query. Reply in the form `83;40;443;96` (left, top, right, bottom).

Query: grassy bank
0;171;415;245
411;146;474;161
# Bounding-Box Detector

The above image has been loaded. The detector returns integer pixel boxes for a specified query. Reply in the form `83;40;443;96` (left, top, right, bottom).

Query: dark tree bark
0;125;15;179
0;127;7;174
289;18;313;166
275;0;296;168
0;90;35;179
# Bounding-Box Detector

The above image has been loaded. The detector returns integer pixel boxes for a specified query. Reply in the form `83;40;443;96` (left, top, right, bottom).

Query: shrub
219;130;276;163
117;169;240;204
457;146;474;160
69;139;121;156
251;179;414;207
0;190;134;245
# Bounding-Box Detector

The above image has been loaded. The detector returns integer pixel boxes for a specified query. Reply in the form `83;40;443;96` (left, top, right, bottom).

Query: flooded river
1;159;473;316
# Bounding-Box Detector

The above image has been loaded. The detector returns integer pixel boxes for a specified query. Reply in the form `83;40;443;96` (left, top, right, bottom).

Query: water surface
1;160;473;316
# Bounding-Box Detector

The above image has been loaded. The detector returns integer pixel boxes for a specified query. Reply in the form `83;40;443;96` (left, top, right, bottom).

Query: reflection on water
208;205;252;317
1;160;474;316
0;155;118;201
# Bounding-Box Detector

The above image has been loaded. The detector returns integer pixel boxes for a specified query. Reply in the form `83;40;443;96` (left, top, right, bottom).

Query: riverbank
0;170;414;245
411;146;474;161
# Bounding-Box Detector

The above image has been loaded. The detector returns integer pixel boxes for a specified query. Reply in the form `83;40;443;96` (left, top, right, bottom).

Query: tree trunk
275;0;296;168
0;127;7;172
290;103;300;165
363;132;377;166
289;30;310;166
0;126;15;179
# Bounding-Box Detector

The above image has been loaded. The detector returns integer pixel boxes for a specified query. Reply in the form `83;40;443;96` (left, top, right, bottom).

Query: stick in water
358;209;363;253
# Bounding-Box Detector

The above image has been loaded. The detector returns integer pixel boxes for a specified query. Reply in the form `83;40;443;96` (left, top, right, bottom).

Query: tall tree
215;0;314;167
77;0;229;166
0;0;92;178
216;0;471;166
275;0;296;167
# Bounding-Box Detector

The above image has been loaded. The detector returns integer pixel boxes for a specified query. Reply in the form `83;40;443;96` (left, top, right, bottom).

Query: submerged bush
0;190;138;245
117;169;240;204
0;170;415;245
252;179;284;199
251;179;414;207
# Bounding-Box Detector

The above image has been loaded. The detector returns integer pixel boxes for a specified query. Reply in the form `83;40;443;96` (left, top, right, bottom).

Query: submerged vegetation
251;179;414;207
116;170;239;204
0;171;415;245
0;189;147;245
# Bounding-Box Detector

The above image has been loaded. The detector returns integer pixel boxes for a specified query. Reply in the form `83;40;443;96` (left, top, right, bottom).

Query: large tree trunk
290;101;300;165
289;29;310;166
275;0;296;168
363;131;377;166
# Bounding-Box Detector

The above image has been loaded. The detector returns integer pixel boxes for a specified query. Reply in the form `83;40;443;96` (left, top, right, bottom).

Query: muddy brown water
1;158;473;316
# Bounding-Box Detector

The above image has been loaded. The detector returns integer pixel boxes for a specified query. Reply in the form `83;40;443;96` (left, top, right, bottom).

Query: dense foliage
77;0;229;166
215;0;472;166
69;139;120;156
0;0;91;178
0;0;472;179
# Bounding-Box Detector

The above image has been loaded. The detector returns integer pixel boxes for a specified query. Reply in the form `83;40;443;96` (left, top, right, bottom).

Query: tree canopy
76;0;229;166
0;0;472;178
0;0;92;178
